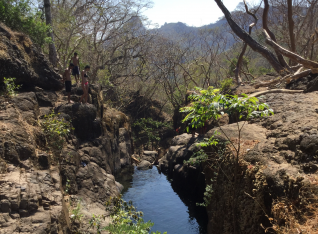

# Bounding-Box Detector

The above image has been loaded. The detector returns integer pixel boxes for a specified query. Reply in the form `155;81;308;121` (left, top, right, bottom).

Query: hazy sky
143;0;244;27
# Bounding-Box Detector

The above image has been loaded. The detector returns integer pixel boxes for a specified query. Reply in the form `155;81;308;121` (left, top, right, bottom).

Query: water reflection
115;166;208;234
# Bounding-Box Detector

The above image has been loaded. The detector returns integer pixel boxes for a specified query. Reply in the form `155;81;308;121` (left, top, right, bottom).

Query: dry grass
269;180;318;234
227;138;260;159
0;23;33;64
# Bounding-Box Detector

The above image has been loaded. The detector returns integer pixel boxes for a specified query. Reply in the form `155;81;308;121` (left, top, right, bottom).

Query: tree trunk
264;30;318;72
44;0;58;67
263;0;290;69
287;0;296;65
234;0;259;85
214;0;285;74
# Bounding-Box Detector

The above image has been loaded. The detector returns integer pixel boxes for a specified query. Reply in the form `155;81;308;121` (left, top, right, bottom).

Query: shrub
2;77;22;96
41;110;73;151
70;201;83;222
100;195;166;234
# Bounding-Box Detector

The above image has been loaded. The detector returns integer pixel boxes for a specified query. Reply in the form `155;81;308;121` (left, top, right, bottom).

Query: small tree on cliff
180;87;273;234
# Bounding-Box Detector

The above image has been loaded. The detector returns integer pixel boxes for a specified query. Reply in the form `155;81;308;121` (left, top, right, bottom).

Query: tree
44;0;58;67
214;0;318;87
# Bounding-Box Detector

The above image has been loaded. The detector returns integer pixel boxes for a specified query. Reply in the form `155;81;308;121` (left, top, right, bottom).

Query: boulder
171;133;193;146
141;151;158;163
137;160;152;170
35;90;58;107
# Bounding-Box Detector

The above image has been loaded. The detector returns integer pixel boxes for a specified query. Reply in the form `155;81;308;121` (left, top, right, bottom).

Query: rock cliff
160;90;318;233
0;25;132;233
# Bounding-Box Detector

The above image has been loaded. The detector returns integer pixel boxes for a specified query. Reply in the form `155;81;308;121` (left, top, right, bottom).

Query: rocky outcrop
205;91;318;233
158;133;206;199
0;94;67;233
0;25;132;233
0;24;63;90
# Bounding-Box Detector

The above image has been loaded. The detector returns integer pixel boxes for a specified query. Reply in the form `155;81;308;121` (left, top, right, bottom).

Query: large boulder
55;103;102;140
137;160;152;170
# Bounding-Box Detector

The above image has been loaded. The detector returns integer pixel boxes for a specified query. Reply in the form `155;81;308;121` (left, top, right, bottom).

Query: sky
143;0;245;27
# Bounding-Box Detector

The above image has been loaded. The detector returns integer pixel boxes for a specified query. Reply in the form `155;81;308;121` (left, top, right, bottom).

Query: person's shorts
72;66;79;75
65;81;72;93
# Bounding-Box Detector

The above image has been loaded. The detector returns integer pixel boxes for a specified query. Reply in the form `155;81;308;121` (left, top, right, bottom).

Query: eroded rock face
0;94;67;233
0;24;63;90
0;80;132;233
206;92;318;234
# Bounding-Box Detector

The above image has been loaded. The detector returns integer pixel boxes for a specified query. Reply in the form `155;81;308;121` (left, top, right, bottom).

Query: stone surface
0;24;63;90
141;151;158;163
0;25;133;233
137;160;152;170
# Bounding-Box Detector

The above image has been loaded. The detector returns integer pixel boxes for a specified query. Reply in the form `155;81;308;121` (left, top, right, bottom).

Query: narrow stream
115;166;208;234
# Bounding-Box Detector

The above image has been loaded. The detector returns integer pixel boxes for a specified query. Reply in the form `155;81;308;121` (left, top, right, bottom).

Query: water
116;166;208;234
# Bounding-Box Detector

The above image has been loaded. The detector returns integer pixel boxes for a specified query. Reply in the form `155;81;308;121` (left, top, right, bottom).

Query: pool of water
115;166;208;234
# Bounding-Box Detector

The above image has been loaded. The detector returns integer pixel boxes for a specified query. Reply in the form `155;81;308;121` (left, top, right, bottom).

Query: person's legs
65;81;72;103
84;85;89;103
73;67;79;84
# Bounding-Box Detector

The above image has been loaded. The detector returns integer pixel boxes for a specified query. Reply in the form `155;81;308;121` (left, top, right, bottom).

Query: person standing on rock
71;52;80;84
62;63;75;104
79;65;90;104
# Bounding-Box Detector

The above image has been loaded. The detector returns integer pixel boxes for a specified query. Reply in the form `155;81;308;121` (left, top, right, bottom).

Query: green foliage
180;87;273;207
2;77;21;96
41;110;73;150
65;179;70;194
133;118;171;149
71;201;84;222
0;0;51;46
184;149;208;166
197;179;214;207
220;78;233;93
98;196;167;234
97;68;113;88
180;87;273;131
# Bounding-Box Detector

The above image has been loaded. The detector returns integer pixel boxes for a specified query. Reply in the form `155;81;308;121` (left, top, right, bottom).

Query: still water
116;166;208;234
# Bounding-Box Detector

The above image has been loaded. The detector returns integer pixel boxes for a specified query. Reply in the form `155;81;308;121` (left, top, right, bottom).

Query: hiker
62;63;74;104
71;52;80;84
79;65;90;104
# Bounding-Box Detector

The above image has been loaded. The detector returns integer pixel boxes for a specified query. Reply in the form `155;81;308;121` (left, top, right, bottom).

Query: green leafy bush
180;87;273;207
2;77;22;96
41;110;73;150
100;196;166;234
71;201;84;222
0;0;51;46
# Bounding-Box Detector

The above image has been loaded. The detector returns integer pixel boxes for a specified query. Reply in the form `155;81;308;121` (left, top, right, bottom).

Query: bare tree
214;0;318;88
234;0;261;84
